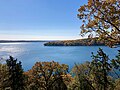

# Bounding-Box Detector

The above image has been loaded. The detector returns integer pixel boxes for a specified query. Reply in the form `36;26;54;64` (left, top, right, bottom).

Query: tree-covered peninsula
44;38;106;46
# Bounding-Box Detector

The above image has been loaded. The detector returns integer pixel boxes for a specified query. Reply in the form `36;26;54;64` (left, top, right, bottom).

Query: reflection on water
0;43;26;59
0;42;120;71
0;42;28;45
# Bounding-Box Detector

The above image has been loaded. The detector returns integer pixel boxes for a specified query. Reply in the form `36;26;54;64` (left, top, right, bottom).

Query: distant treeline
0;40;51;43
44;38;107;46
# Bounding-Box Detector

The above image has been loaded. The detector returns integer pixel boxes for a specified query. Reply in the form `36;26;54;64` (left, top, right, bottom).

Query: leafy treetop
78;0;120;47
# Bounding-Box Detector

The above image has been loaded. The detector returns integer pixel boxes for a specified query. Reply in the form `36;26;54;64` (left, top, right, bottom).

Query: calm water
0;42;120;71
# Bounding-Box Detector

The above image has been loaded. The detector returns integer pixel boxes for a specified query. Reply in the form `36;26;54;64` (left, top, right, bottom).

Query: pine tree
6;56;25;90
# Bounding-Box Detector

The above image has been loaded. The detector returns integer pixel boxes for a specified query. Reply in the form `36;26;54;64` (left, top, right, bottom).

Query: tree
114;78;120;90
24;61;71;90
78;0;120;47
90;48;113;90
111;50;120;78
5;56;25;90
71;48;120;90
71;62;95;90
0;64;8;90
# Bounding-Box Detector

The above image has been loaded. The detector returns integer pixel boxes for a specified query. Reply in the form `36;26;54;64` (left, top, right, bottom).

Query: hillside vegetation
44;38;106;46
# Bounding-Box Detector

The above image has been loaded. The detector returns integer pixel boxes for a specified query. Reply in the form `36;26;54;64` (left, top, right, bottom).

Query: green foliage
71;62;94;90
110;50;120;79
111;50;120;70
5;56;25;90
71;48;120;90
90;48;114;90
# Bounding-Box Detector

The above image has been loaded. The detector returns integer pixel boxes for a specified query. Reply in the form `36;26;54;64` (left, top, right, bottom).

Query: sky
0;0;87;40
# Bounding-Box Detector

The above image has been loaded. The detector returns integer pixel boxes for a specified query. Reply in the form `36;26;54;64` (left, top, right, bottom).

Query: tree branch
92;0;120;32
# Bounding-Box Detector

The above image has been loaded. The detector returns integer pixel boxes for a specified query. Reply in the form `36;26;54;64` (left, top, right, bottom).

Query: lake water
0;42;120;71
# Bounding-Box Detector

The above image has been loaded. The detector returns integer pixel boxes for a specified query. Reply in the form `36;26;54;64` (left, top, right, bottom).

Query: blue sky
0;0;87;40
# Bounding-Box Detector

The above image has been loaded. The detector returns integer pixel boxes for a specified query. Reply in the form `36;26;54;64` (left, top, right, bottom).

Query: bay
0;42;119;71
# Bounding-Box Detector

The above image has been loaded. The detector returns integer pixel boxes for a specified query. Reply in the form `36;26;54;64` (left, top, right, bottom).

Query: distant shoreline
0;40;51;43
44;38;120;46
